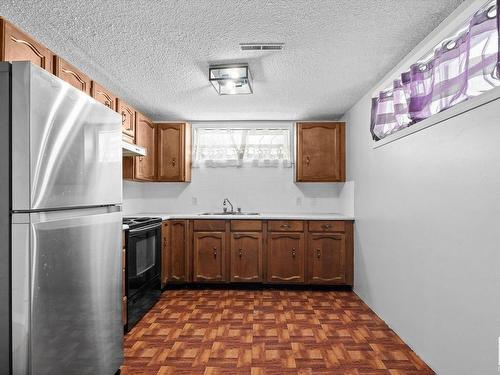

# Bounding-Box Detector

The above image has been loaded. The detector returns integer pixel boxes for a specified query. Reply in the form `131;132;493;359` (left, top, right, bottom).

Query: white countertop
125;212;354;221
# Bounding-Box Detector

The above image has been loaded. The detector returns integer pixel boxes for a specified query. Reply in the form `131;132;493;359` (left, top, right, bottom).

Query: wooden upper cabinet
296;122;345;182
308;233;346;284
134;112;156;181
169;220;188;283
91;81;116;111
267;233;305;284
157;123;192;182
53;56;91;95
117;99;136;142
193;232;225;282
230;232;262;282
1;18;53;72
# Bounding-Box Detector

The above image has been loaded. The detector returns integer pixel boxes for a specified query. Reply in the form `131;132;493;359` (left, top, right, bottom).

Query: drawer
193;220;226;231
268;220;304;232
308;221;345;232
231;220;262;232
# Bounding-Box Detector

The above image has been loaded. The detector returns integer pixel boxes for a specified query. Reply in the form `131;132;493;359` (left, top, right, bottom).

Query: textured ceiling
1;0;464;121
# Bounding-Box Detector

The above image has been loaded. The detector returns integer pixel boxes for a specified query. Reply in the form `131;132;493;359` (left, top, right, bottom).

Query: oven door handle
128;223;162;234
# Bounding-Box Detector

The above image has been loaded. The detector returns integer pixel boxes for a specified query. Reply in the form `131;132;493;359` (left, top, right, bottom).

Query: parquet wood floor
121;289;434;375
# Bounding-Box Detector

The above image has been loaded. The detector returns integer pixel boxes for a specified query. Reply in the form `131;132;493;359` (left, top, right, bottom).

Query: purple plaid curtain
371;0;500;141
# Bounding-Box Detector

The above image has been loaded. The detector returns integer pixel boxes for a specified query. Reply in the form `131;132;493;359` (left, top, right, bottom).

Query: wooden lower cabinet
193;232;225;282
266;233;305;283
161;219;353;287
161;221;169;287
230;232;262;282
308;233;345;284
168;220;189;283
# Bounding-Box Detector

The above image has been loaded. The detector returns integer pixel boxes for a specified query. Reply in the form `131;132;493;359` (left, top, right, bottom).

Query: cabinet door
2;19;53;72
161;221;169;287
134;112;156;181
116;99;136;141
53;56;91;95
90;81;116;111
308;233;346;284
169;220;188;283
267;233;305;283
157;123;191;182
193;232;225;282
231;232;262;282
296;122;345;182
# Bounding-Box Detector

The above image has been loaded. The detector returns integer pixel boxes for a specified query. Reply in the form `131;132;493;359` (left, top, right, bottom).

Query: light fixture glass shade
209;64;253;95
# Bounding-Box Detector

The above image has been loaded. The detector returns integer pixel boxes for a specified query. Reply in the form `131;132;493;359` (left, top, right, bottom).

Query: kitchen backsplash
123;167;354;215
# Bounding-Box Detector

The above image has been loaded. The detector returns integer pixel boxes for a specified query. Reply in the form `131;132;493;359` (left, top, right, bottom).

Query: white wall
123;167;354;215
344;83;500;374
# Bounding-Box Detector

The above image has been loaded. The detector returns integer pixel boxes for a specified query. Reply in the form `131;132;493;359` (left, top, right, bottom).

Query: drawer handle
321;224;331;229
316;248;321;258
280;223;291;228
239;249;242;258
213;247;217;258
292;248;296;258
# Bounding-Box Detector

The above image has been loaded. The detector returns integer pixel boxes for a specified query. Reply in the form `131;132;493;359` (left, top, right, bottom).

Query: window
371;0;499;141
192;124;292;168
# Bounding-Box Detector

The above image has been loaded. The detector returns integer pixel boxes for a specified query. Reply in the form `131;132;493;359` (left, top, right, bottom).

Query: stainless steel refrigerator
0;62;123;375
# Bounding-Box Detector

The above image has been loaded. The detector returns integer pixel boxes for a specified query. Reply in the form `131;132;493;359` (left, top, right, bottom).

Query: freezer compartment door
11;62;122;211
12;207;124;375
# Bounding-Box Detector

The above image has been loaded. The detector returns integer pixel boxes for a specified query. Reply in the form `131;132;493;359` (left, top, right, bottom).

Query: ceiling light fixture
209;64;253;95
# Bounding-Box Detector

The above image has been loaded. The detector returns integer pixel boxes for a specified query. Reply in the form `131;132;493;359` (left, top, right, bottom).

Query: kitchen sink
200;212;260;216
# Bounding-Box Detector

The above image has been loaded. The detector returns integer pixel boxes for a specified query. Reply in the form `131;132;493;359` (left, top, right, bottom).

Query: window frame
370;0;500;148
190;121;295;167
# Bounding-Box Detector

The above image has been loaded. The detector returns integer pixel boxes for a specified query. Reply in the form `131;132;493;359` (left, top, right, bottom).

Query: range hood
122;141;146;156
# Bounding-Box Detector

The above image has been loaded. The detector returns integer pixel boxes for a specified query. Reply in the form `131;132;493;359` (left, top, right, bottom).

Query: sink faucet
223;198;234;213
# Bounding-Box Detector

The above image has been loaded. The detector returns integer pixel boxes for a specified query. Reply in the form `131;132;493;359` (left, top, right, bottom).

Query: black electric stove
122;216;162;331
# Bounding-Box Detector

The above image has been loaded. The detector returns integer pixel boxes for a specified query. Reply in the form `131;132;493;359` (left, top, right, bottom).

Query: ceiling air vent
239;43;285;51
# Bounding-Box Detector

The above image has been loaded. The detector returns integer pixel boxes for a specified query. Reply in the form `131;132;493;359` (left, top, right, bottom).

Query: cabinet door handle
316;248;321;258
213;247;217;258
239;249;242;258
104;100;111;108
121;111;127;125
305;155;310;165
172;158;176;167
292;248;296;258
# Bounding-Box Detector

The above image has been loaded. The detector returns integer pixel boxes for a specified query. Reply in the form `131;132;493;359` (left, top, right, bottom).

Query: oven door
127;223;161;299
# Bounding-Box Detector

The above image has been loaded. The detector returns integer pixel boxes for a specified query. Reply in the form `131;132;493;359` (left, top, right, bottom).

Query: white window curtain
192;124;292;168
